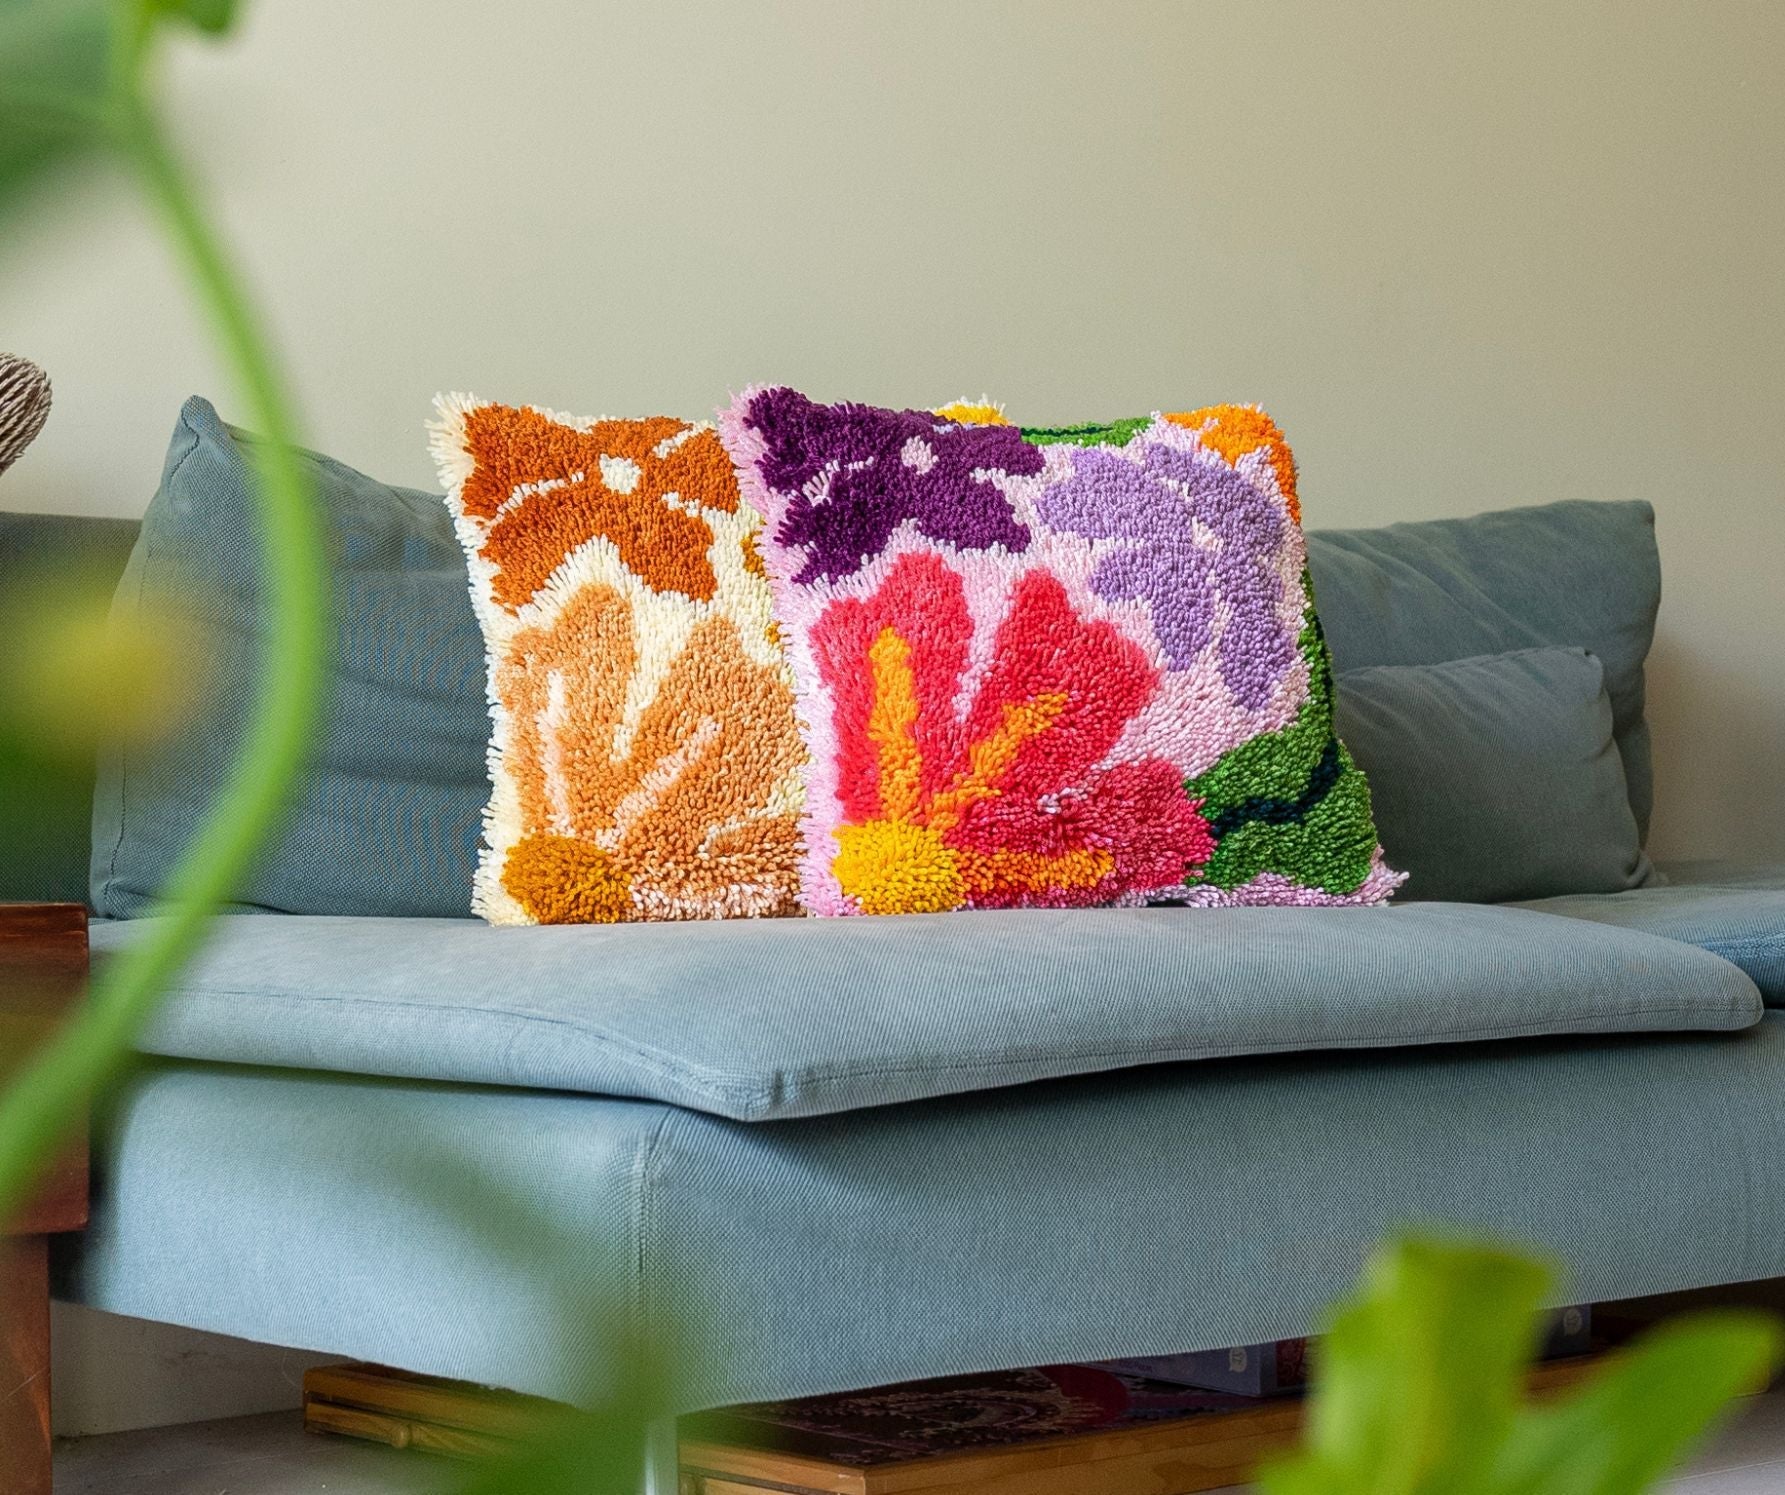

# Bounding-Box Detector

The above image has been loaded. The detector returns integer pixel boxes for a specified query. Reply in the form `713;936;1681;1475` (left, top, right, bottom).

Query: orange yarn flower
433;397;806;924
1165;404;1299;522
457;403;738;609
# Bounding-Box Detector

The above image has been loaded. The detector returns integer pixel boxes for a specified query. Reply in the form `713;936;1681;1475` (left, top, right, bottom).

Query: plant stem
0;99;330;1217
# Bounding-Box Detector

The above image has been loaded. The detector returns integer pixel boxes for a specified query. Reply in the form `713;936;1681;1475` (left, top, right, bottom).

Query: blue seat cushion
92;903;1759;1121
61;1017;1785;1409
1519;861;1785;1004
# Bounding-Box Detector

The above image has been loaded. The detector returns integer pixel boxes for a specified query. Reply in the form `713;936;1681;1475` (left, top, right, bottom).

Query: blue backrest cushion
1307;500;1661;841
1333;647;1651;903
90;398;489;918
0;511;140;903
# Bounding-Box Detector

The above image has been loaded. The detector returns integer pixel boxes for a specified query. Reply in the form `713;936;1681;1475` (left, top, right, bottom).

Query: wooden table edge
1;901;90;1495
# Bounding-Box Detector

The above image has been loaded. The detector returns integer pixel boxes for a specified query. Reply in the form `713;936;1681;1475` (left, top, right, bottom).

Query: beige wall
2;0;1780;860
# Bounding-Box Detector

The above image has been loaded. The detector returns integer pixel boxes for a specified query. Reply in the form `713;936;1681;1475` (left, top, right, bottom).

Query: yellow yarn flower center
832;819;966;916
931;399;1009;427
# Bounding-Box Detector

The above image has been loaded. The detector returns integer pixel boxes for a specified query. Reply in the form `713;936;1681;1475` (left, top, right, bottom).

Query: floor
54;1412;444;1495
53;1388;1785;1494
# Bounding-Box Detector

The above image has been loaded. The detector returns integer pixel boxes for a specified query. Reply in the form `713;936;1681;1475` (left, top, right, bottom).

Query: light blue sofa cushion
1519;861;1785;1004
1333;648;1651;903
92;905;1759;1120
89;397;489;919
61;1017;1785;1408
1307;500;1660;840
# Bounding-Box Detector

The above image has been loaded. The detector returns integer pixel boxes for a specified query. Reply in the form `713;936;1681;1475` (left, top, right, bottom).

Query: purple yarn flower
743;387;1039;584
1034;440;1296;709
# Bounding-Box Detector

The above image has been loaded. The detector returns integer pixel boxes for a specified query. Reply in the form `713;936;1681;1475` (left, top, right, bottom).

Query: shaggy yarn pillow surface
721;390;1403;916
431;396;805;925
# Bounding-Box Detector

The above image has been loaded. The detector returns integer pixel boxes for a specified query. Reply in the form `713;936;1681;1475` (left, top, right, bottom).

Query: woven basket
0;355;52;477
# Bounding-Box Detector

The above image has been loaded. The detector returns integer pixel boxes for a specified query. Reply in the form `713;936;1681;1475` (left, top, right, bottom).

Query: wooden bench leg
0;1235;51;1495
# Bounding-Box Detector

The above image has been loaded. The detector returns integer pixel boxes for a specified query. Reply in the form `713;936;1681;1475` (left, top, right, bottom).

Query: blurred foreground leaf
451;1381;666;1495
0;0;115;212
1489;1312;1783;1495
0;563;200;758
143;0;240;35
0;0;328;1231
1258;1238;1781;1495
0;553;195;902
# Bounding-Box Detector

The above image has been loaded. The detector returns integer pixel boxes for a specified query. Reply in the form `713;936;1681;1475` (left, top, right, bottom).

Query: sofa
5;459;1785;1437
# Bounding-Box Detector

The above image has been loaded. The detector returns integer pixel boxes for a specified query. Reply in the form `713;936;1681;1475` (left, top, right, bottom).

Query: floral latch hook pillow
719;389;1403;915
432;396;806;924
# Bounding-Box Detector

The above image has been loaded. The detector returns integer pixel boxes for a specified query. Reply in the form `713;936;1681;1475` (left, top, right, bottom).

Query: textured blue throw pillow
90;398;489;918
1332;647;1652;903
1308;500;1661;841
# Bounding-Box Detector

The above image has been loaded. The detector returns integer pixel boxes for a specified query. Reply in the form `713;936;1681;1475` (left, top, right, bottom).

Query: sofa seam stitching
630;1105;681;1357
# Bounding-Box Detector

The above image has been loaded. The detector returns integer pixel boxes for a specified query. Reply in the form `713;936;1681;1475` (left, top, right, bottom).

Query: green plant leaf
1488;1312;1781;1495
1259;1236;1554;1495
0;0;114;215
1258;1237;1781;1495
0;106;331;1231
144;0;240;35
448;1368;667;1495
0;0;111;93
1315;1238;1549;1494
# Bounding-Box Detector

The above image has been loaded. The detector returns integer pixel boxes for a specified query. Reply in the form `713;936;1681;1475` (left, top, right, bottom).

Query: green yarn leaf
1196;748;1380;894
1019;417;1153;447
1186;603;1381;894
1191;615;1333;805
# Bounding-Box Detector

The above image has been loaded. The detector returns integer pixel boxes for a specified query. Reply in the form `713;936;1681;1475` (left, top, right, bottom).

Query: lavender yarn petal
1036;437;1297;707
